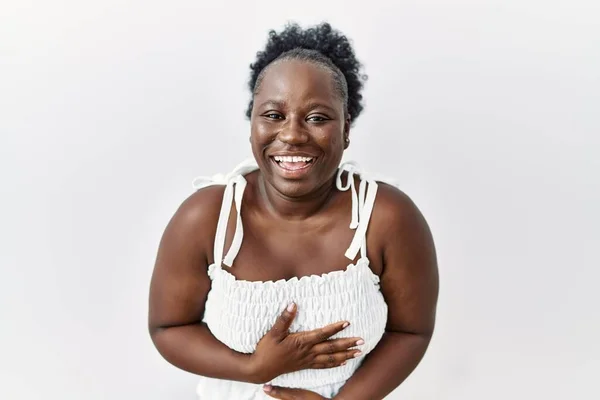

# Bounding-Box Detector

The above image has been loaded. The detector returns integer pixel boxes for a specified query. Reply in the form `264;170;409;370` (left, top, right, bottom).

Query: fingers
269;303;297;340
312;337;363;355
303;321;350;344
263;384;293;399
263;385;322;399
311;349;362;369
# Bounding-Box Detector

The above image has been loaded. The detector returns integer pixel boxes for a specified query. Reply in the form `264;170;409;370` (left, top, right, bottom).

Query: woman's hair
246;22;366;124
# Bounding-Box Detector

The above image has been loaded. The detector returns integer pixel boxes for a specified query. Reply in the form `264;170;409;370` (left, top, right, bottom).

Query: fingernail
354;351;363;358
342;322;349;328
287;303;295;312
356;339;365;345
263;384;272;392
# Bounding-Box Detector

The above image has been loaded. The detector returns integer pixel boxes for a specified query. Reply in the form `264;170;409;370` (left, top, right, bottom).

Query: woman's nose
277;118;309;145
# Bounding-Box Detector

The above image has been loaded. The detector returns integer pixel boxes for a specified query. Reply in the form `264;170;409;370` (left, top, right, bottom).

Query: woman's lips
270;157;316;178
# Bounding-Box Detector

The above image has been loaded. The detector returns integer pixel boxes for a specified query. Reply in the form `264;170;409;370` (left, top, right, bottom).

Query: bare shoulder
160;185;227;262
370;182;428;238
177;185;226;226
369;181;437;275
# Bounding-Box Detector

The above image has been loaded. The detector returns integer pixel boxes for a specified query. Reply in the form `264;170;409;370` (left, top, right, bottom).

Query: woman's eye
264;113;283;120
307;115;328;122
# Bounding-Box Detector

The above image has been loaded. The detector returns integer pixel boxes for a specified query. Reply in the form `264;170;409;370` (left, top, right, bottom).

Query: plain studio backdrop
1;0;598;399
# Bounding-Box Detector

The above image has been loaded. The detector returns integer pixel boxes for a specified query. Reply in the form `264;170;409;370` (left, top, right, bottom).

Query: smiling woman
148;22;439;400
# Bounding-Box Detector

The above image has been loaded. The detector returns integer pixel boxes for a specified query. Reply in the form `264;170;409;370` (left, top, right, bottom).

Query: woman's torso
192;159;390;399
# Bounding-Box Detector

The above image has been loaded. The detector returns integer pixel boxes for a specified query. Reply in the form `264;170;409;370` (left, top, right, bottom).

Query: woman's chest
217;204;383;282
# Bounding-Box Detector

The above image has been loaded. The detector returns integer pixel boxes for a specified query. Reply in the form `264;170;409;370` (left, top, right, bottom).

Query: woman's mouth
270;155;316;178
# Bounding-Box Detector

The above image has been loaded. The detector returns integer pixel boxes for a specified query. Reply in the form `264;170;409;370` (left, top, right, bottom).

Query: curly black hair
246;22;366;125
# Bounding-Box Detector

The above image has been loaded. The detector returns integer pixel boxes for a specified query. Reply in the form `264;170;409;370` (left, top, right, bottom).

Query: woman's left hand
263;384;328;399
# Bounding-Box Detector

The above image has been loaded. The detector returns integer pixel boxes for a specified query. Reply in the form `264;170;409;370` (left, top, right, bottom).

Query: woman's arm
334;185;439;400
148;187;259;382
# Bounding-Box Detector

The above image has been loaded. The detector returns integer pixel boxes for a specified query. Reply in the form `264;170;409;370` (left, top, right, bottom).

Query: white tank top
191;159;390;399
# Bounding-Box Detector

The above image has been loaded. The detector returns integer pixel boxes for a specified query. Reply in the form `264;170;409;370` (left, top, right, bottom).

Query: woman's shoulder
369;182;434;276
167;185;226;246
177;185;225;226
368;174;428;243
372;182;417;221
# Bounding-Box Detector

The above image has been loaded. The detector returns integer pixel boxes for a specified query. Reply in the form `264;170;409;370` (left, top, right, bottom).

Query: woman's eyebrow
256;100;286;109
305;102;337;113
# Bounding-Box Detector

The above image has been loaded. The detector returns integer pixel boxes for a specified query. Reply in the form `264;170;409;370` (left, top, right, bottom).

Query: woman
148;22;439;399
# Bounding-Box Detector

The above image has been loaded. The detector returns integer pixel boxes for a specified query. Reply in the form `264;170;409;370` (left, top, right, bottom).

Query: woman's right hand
247;303;364;384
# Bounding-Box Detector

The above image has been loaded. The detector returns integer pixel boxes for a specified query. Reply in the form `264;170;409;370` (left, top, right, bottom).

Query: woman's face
250;59;349;198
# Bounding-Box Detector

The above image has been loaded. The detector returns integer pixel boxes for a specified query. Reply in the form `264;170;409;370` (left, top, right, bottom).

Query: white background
1;0;599;399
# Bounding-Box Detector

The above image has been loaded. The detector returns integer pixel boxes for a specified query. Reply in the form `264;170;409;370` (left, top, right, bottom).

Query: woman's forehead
256;59;339;101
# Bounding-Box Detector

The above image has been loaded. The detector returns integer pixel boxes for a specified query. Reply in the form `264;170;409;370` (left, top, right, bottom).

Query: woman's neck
256;173;337;221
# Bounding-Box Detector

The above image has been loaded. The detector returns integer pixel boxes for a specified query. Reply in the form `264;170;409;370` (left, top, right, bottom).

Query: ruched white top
191;159;390;399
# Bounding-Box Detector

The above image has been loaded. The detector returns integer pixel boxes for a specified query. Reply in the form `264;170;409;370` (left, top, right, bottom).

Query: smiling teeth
274;156;313;163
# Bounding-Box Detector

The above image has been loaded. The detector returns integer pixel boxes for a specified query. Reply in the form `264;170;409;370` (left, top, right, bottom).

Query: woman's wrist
240;353;267;384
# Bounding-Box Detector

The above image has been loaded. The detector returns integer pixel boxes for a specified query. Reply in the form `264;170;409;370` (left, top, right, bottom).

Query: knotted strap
191;159;257;267
335;162;379;260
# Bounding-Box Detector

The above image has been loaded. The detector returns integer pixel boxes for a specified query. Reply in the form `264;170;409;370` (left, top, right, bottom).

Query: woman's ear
343;115;351;149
